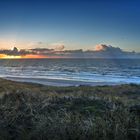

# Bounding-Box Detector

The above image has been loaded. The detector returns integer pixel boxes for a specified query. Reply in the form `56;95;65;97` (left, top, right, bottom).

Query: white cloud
94;44;122;52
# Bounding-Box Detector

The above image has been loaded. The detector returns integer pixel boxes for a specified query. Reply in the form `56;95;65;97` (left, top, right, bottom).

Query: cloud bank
0;44;140;58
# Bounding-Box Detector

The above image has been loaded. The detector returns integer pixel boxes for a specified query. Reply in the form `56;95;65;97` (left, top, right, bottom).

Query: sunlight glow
21;54;48;59
0;54;21;59
0;54;47;59
0;54;64;59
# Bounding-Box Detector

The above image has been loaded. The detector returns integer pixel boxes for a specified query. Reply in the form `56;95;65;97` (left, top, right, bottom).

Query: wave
0;59;140;85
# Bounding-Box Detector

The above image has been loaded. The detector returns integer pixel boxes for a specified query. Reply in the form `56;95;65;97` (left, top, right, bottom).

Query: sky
0;0;140;52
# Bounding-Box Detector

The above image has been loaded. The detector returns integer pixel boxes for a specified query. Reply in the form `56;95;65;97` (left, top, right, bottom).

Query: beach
5;76;120;87
0;59;140;86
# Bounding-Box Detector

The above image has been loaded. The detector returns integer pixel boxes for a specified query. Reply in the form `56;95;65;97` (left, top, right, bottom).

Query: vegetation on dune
0;79;140;140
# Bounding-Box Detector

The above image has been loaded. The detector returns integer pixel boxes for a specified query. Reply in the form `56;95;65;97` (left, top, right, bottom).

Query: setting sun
0;54;21;59
2;55;21;59
0;54;47;59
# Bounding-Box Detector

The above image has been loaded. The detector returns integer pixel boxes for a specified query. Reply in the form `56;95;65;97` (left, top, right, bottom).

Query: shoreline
4;76;123;87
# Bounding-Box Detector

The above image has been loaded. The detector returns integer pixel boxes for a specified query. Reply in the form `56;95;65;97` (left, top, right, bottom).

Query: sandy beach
5;76;121;87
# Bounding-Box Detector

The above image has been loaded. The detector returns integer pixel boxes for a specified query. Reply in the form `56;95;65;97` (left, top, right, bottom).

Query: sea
0;59;140;86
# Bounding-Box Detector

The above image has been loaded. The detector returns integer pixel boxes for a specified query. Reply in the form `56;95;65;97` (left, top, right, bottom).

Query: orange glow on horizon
21;54;48;59
0;54;21;59
0;54;48;59
0;54;61;59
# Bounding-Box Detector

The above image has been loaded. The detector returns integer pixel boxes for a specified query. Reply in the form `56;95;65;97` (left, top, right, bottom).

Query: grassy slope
0;78;140;140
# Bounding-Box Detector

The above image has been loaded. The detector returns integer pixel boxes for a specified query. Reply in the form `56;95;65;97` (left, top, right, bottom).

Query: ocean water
0;59;140;85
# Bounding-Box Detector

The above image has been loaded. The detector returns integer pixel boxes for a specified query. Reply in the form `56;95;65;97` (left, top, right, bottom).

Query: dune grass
0;78;140;140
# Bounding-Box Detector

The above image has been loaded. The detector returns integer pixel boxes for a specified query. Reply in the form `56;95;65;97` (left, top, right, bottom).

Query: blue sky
0;0;140;51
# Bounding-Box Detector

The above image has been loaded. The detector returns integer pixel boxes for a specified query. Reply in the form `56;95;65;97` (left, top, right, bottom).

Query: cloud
49;43;65;51
0;43;140;58
94;44;107;51
0;47;32;56
27;41;65;51
94;44;123;53
29;48;54;55
0;41;65;57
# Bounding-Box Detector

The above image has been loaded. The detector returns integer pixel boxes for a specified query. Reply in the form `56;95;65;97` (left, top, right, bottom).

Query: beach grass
0;78;140;140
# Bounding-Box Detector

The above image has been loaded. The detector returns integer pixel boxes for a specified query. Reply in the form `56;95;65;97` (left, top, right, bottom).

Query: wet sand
5;76;122;87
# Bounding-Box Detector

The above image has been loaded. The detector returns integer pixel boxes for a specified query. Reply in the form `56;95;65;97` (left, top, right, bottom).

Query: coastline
4;76;122;87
